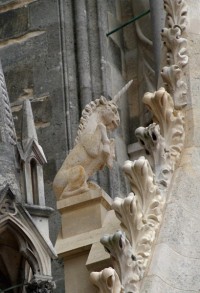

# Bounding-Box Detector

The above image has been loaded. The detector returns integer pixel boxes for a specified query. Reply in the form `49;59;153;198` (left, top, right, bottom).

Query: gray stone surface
141;275;198;293
0;7;28;40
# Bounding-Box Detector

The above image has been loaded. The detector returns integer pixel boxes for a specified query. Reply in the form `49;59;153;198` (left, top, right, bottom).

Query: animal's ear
100;96;107;104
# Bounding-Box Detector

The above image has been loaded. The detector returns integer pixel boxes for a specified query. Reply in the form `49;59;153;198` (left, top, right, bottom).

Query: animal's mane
74;96;108;144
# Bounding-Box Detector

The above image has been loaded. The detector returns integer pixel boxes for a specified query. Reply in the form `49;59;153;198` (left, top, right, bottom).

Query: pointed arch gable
0;214;51;276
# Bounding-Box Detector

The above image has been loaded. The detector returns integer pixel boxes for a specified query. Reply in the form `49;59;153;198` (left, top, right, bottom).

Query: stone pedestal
55;184;120;293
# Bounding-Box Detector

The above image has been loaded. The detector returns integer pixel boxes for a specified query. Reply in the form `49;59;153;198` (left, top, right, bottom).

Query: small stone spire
20;99;46;207
21;99;38;150
20;99;46;163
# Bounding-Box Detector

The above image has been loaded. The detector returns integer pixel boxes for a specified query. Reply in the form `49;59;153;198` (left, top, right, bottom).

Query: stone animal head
75;80;133;144
98;97;120;130
75;96;120;144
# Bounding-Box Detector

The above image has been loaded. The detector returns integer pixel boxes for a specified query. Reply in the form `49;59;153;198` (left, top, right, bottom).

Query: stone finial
20;99;46;164
21;99;38;150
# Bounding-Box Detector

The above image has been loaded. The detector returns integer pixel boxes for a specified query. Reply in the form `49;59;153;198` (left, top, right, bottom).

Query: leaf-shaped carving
90;2;188;293
161;27;188;68
122;157;159;211
112;194;139;247
161;65;187;108
135;124;166;168
100;231;142;292
90;268;122;293
164;0;188;31
135;124;171;187
161;0;188;108
120;158;164;260
143;88;185;166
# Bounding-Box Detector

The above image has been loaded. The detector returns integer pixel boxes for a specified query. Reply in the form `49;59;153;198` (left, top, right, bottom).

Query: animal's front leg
98;123;116;168
107;139;115;168
98;123;110;156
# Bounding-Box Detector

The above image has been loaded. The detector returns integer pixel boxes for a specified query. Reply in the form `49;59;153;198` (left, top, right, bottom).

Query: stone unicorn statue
53;81;132;199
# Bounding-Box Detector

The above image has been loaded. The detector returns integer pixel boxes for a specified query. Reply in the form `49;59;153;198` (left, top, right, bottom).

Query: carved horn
112;80;133;104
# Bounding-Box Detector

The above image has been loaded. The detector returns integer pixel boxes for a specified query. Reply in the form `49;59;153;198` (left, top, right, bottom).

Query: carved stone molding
134;88;185;189
116;157;164;268
90;1;188;293
161;0;188;108
143;88;185;172
114;87;185;290
163;0;188;31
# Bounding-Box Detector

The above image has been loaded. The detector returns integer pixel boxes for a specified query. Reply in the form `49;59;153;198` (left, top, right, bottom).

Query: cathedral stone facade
0;0;200;293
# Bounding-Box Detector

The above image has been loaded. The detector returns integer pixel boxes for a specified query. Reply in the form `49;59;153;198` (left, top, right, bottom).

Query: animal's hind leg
61;165;89;197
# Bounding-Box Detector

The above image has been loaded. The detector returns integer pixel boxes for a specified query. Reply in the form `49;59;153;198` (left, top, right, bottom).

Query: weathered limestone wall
140;1;200;292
